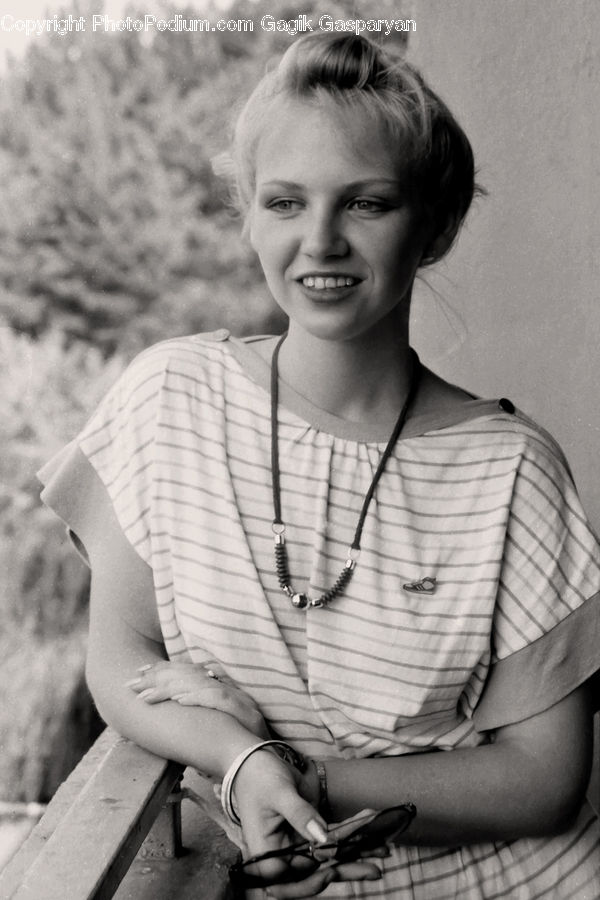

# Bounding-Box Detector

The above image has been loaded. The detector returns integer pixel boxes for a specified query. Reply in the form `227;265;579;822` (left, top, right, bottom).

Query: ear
421;213;461;265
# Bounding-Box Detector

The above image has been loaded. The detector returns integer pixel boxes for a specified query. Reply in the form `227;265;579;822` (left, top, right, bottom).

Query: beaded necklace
270;333;420;609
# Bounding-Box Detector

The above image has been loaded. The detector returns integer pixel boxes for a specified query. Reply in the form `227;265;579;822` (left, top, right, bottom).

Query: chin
293;318;381;345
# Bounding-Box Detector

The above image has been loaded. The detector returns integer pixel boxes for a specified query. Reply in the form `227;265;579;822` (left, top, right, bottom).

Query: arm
126;638;593;847
306;684;593;845
85;512;266;778
309;434;599;848
90;515;592;848
85;505;382;895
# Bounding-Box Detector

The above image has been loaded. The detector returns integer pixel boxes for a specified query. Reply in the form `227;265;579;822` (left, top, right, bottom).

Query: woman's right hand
232;749;382;898
127;661;270;739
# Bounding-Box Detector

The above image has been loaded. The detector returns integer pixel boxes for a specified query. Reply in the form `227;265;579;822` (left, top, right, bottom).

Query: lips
298;275;361;290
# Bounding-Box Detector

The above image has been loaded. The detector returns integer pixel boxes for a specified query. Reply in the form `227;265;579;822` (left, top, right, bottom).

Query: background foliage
1;0;408;802
0;327;121;800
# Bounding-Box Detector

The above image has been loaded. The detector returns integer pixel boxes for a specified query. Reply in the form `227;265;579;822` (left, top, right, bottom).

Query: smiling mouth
300;276;360;290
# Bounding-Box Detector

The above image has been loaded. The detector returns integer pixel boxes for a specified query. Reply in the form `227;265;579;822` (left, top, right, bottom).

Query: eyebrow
258;179;403;191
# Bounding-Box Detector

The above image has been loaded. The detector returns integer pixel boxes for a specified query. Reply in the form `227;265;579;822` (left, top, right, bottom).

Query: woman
39;33;599;898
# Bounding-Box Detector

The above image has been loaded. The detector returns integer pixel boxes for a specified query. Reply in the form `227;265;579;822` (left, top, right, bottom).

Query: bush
0;0;406;354
0;325;122;800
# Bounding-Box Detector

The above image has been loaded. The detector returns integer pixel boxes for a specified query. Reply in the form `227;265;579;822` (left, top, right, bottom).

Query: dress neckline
226;333;512;444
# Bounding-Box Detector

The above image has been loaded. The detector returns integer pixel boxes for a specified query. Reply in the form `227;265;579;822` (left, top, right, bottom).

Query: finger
360;845;391;859
175;688;253;713
330;861;382;881
126;674;158;692
267;861;382;898
135;685;182;704
175;691;219;705
131;661;214;683
275;790;328;845
136;689;162;704
127;662;211;692
326;808;377;841
265;865;337;898
156;676;216;695
136;660;170;674
138;683;229;705
125;663;178;691
129;669;217;696
153;662;215;680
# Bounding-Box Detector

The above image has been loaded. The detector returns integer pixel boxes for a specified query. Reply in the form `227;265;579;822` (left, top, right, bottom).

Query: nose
301;206;348;259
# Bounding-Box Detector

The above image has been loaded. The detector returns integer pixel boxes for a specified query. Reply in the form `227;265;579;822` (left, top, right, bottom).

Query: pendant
291;592;309;609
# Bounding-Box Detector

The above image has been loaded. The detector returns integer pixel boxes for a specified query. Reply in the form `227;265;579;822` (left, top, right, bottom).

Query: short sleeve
37;345;167;568
38;441;115;567
473;424;600;730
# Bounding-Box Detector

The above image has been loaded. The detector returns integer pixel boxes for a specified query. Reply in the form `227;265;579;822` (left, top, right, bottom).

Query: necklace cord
270;332;421;607
270;333;286;525
351;349;420;549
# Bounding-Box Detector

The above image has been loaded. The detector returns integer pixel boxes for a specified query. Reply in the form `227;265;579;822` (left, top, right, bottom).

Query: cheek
251;225;291;278
386;230;429;277
373;242;420;286
253;240;279;278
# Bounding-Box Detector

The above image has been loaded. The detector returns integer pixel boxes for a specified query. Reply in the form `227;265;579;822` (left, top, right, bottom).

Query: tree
0;0;408;353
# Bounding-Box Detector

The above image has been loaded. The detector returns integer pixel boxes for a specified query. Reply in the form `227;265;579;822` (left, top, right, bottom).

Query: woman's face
249;99;431;344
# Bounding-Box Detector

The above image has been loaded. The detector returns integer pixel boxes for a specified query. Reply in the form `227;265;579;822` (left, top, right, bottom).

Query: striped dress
39;330;600;898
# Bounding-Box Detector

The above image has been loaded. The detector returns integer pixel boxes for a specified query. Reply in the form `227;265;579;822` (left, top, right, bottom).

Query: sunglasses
229;803;416;891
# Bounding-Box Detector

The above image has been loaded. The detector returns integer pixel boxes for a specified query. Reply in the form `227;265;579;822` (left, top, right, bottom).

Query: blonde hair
232;33;480;265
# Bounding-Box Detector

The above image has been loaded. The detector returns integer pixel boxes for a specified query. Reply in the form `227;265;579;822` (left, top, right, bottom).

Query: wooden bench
0;729;238;900
2;721;598;898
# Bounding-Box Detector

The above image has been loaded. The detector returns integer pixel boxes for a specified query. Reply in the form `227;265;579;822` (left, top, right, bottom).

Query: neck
277;317;413;426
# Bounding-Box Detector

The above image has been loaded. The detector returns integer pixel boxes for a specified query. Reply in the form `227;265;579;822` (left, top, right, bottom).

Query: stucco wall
408;0;600;529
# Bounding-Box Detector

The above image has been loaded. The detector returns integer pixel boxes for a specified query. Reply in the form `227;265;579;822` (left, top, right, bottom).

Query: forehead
253;98;407;188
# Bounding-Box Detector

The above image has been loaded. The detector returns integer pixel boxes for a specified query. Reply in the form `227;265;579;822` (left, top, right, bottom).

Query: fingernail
367;868;383;880
171;694;185;701
306;819;328;843
137;688;155;700
137;664;153;672
125;678;142;688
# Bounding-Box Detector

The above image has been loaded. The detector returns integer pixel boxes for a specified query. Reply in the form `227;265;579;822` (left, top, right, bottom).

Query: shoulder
106;330;240;402
127;329;234;378
79;330;239;445
421;365;570;473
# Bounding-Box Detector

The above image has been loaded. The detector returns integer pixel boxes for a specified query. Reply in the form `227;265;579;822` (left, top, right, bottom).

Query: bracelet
314;759;331;819
220;740;307;827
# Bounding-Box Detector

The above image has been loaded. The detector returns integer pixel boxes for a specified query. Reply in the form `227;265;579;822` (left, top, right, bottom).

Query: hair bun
283;33;384;91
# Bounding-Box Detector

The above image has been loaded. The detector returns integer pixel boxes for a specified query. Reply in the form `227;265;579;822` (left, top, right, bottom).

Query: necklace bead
270;334;420;610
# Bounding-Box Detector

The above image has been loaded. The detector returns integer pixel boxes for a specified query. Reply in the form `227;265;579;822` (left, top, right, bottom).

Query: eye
349;198;390;213
266;198;302;213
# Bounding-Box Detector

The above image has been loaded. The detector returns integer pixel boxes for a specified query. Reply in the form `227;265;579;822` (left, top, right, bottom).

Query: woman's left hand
232;750;383;898
126;661;270;739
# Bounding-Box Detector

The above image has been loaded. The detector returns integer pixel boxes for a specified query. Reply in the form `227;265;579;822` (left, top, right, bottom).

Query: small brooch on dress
403;576;437;594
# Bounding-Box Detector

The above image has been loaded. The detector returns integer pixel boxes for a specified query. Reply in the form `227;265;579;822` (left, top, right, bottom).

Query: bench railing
0;728;237;900
2;720;598;899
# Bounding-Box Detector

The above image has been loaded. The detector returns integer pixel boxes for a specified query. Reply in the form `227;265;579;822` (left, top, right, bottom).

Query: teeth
302;276;357;289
